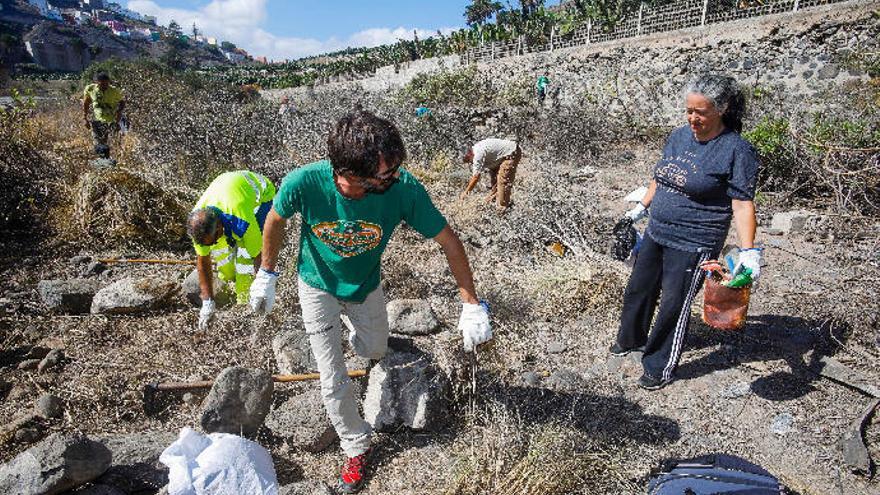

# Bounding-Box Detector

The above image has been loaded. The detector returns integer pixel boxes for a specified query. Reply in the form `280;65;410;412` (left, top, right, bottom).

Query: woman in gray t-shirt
610;75;762;390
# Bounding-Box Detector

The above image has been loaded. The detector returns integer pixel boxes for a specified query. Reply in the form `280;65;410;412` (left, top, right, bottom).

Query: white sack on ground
159;427;278;495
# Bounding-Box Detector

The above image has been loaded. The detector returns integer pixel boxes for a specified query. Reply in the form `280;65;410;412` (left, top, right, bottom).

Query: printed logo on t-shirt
312;220;383;258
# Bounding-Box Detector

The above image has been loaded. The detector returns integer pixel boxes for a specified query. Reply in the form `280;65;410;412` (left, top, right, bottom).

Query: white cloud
127;0;457;61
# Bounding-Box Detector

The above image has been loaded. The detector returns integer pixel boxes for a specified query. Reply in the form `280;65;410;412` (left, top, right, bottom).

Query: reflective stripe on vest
240;171;268;203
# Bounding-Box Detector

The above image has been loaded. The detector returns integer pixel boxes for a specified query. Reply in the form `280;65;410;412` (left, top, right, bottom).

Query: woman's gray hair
187;207;221;244
686;74;746;133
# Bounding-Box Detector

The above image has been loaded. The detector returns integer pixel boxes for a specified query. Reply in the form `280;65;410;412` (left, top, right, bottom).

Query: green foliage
743;117;789;156
806;114;880;151
220;41;237;52
399;66;493;107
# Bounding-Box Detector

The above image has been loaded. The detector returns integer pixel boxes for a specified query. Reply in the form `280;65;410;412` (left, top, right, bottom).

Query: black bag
648;454;784;494
612;217;637;261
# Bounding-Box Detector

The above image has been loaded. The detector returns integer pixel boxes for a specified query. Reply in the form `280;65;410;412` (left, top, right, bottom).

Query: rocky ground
1;129;879;495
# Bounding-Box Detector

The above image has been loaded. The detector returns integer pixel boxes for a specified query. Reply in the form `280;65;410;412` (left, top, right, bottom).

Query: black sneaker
609;343;644;356
638;373;671;391
338;448;372;494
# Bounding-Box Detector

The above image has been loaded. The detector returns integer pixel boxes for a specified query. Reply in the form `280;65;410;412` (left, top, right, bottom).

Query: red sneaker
338;448;372;494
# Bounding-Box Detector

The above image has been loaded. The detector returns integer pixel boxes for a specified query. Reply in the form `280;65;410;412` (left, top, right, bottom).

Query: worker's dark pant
91;120;116;158
615;235;713;382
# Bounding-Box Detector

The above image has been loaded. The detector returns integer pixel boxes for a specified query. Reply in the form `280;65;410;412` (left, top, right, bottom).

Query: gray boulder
37;279;102;314
0;433;112;495
38;349;65;373
273;319;316;373
91;277;177;315
182;269;232;308
279;480;334;495
386;299;441;336
363;349;449;431
265;389;337;453
34;393;64;419
97;431;178;494
770;210;815;235
200;367;273;437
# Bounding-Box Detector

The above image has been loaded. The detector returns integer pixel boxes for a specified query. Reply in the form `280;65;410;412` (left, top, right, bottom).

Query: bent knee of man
351;335;387;360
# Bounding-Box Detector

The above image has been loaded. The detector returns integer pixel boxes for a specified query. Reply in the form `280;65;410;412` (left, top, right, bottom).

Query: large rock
200;367;273;437
91;277;177;315
363;349;449;431
37;279;102;314
273;319;316;374
97;431;178;494
386;299;441;336
182;269;233;308
0;433;112;495
265;389;337;453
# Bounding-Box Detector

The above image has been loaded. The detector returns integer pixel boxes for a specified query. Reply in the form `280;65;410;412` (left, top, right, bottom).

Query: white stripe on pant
661;251;710;382
297;277;389;457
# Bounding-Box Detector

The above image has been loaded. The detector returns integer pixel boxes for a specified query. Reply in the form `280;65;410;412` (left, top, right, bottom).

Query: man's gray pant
297;277;389;457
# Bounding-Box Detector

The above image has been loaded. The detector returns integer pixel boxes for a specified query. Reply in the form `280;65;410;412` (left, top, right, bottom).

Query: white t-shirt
471;138;518;176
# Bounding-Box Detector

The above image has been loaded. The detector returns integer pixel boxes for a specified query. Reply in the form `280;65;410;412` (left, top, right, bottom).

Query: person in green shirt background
249;109;491;494
82;72;125;159
536;75;550;104
187;170;276;330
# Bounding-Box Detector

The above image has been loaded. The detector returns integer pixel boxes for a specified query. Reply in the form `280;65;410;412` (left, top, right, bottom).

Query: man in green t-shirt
82;72;125;159
250;110;491;494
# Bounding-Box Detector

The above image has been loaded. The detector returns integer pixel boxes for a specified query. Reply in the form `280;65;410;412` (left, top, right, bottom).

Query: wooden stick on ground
98;258;196;265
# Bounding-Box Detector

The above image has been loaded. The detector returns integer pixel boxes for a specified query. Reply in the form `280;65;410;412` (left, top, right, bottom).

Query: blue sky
126;0;477;61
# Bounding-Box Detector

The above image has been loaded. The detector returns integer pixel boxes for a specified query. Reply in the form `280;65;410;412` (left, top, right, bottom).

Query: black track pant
615;235;712;382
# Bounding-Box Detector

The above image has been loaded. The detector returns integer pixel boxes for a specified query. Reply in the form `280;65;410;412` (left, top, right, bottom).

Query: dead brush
522;258;626;322
444;401;640;495
53;169;190;248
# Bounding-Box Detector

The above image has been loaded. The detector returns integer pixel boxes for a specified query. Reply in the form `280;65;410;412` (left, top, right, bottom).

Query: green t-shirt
83;83;124;123
536;76;549;91
274;160;447;302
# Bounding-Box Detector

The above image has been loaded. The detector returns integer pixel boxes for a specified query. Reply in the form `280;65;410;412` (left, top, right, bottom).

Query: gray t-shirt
471;138;518;175
647;125;759;253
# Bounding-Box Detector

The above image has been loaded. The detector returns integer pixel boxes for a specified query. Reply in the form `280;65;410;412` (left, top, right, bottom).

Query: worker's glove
624;203;648;222
249;268;279;315
198;299;216;331
734;248;763;284
458;301;492;352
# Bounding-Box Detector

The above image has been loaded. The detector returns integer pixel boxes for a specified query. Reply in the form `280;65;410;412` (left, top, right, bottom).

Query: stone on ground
265;388;337;453
34;393;64;419
182;269;233;307
386;299;441;336
38;349;65;373
273;318;316;373
363;347;449;431
91;277;177;315
279;480;334;495
0;433;112;495
770;210;815;235
38;279;102;314
200;367;273;437
96;431;178;494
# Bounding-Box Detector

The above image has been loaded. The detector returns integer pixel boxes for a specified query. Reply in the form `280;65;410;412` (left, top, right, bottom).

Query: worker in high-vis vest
187;171;276;330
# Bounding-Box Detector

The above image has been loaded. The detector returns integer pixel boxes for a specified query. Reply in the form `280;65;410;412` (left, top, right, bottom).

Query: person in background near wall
249;110;491;494
536;75;550;104
83;72;125;159
460;138;522;213
187;171;276;330
610;74;762;390
278;95;296;116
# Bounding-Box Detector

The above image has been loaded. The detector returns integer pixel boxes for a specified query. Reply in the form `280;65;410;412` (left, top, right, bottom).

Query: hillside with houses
1;0;253;75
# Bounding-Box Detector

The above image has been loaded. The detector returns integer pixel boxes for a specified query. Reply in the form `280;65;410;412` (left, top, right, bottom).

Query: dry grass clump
522;258;626;322
444;401;639;495
54;169;190;248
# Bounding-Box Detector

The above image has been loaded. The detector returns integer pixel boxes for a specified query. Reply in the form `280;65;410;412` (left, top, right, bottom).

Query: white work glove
734;248;763;283
624;202;648;222
198;299;216;331
249;268;279;315
458;302;492;352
